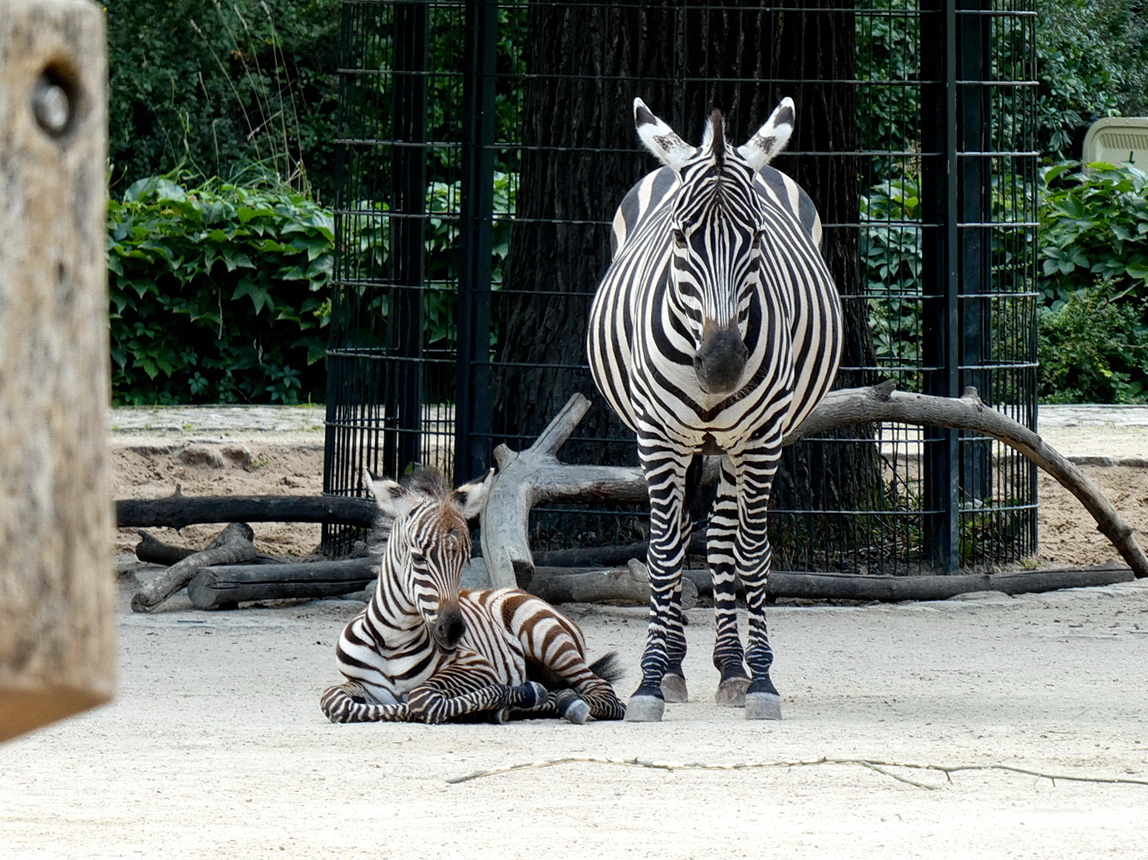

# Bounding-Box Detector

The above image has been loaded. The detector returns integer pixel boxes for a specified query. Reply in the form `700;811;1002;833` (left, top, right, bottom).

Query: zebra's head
633;96;796;396
363;467;492;653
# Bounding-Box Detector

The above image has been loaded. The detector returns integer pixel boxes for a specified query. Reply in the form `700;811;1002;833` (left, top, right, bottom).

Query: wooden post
0;0;113;743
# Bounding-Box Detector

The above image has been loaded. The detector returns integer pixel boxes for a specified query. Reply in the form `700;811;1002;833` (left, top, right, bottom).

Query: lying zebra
320;467;626;725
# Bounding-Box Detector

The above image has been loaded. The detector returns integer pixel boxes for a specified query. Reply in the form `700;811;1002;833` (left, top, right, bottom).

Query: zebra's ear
450;468;494;521
737;97;796;171
634;97;695;172
362;467;409;518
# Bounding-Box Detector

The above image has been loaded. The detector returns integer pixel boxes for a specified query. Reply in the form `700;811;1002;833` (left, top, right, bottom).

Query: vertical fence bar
456;0;498;480
920;0;961;573
386;0;430;477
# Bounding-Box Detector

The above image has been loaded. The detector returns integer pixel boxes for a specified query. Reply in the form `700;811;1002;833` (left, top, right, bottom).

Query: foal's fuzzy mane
401;466;450;500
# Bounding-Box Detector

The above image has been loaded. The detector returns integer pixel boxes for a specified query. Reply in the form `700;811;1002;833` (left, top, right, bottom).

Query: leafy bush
1035;161;1148;402
108;173;333;405
1038;162;1148;308
1038;281;1148;403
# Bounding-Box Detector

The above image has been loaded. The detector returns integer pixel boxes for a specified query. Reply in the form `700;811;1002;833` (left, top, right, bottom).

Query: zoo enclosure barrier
323;0;1039;576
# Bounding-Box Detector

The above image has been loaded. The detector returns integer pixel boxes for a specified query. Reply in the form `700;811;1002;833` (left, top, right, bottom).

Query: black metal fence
324;0;1039;574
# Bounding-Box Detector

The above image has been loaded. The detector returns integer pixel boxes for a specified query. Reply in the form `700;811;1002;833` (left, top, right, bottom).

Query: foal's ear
451;468;494;521
362;468;410;519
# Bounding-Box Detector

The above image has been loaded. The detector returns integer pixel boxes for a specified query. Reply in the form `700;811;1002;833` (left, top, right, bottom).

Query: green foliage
1035;161;1148;403
344;172;515;350
1038;281;1148;404
1035;0;1148;157
108;173;334;405
860;177;922;377
105;0;340;200
1038;162;1148;307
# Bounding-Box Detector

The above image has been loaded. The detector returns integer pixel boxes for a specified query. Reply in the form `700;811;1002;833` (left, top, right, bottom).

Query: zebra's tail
589;651;625;685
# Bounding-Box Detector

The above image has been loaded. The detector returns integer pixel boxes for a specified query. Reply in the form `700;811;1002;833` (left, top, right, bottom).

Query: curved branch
481;387;1148;588
783;384;1148;579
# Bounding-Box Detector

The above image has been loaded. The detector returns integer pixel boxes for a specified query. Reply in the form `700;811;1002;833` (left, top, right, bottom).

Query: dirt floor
3;409;1148;858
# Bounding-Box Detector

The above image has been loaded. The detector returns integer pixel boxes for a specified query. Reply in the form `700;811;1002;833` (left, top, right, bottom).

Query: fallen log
529;559;698;608
187;558;376;610
116;493;377;530
530;564;1132;604
134;529;285;566
131;523;258;613
481;387;1148;590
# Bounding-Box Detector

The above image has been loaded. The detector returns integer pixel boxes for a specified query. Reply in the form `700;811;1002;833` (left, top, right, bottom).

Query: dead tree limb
116;494;377;531
187;558;376;610
481;388;1148;590
130;523;258;613
529;559;698;608
134;529;285;566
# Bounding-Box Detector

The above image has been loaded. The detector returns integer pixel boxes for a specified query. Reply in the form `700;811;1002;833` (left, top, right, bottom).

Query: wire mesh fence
323;0;1039;574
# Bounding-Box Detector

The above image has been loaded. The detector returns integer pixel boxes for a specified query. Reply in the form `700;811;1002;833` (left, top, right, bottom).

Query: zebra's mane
401;466;450;500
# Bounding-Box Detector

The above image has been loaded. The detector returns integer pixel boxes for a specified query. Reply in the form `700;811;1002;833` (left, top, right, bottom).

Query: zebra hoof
519;681;548;709
661;673;689;703
715;676;750;707
559;697;591;725
624;694;665;722
744;691;782;720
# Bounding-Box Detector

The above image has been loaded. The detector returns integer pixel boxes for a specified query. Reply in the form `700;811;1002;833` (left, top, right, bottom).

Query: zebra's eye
410;551;426;565
672;228;687;249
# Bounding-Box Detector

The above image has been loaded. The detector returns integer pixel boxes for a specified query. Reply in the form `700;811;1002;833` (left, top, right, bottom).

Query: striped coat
320;468;624;724
587;98;842;721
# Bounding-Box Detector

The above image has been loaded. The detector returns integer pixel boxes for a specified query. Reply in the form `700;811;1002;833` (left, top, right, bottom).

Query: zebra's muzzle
694;320;748;395
431;608;467;653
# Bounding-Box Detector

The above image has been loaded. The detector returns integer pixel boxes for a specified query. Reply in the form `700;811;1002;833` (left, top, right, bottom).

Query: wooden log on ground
0;0;114;743
130;523;258;613
762;566;1136;601
187;558;377;610
530;559;698;608
116;493;378;530
134;529;287;567
481;389;1148;591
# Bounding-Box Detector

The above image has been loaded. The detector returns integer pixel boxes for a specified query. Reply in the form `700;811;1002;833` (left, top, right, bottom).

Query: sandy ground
3;405;1148;858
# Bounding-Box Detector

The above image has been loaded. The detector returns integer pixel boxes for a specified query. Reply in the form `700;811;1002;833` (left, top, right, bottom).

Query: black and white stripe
320;468;625;725
587;97;842;721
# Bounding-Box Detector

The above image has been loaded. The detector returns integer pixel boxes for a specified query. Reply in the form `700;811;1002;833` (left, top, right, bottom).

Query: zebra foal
588;97;842;721
320;468;625;725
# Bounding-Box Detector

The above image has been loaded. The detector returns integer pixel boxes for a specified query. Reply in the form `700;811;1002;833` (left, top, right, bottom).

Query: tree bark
530;559;698;609
134;530;288;567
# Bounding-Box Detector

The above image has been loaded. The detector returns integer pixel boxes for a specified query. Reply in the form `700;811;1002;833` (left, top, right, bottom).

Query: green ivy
108;173;334;405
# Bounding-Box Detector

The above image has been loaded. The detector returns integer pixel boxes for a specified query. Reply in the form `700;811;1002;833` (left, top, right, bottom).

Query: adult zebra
320;468;625;724
587;97;842;721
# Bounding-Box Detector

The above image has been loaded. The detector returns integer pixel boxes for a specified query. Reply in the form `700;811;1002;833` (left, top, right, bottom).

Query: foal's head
363;467;492;652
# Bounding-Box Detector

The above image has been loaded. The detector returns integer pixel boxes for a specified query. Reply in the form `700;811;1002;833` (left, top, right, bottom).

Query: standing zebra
320;468;625;724
587;97;842;721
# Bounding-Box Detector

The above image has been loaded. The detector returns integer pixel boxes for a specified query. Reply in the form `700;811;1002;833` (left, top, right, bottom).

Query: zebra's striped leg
408;677;548;725
661;597;689;703
320;681;414;723
710;456;750;706
627;441;692;722
732;447;784;720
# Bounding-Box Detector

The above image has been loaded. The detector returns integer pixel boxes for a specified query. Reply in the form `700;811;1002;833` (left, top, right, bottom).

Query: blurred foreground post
0;0;114;743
